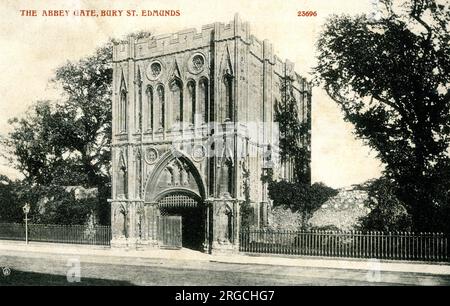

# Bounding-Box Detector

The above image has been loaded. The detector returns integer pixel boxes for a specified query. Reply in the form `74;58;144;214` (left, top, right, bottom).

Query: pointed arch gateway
144;150;207;250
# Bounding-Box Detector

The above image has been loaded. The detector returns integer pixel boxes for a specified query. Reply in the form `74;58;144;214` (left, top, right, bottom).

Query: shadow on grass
0;270;134;286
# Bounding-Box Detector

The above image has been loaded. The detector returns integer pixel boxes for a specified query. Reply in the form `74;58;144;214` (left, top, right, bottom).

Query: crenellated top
112;14;312;97
113;14;253;62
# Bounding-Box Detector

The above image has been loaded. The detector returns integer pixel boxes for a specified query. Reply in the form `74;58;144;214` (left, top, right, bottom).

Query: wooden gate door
158;216;182;249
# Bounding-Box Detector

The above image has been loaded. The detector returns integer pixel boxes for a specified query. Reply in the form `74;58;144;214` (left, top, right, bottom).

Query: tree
4;41;112;224
314;0;450;232
260;73;315;229
359;177;412;232
3;32;152;225
35;188;97;225
0;175;22;222
268;181;338;229
240;166;254;229
274;76;311;184
5;101;94;187
50;41;113;224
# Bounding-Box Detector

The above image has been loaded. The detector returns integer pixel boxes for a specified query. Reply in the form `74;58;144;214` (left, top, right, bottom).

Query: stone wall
267;186;370;231
308;187;370;231
268;205;303;231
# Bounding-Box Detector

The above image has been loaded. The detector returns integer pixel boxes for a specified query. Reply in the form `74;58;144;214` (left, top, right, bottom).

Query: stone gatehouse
110;14;312;254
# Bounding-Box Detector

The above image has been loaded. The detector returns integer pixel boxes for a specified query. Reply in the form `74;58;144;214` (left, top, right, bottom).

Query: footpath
1;239;450;275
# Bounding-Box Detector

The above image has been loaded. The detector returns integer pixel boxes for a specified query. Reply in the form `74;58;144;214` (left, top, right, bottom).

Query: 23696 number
297;11;317;17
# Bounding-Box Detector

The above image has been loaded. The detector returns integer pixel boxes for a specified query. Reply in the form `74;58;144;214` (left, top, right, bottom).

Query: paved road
1;250;450;285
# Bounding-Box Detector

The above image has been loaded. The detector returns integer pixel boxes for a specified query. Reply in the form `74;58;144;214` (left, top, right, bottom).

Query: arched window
170;79;183;126
209;157;215;196
135;70;142;132
146;86;153;131
226;209;233;241
117;154;127;198
224;75;233;121
157;85;165;129
121;208;128;238
187;80;196;124
135;150;142;198
119;89;127;132
220;158;233;196
199;78;208;123
226;159;233;195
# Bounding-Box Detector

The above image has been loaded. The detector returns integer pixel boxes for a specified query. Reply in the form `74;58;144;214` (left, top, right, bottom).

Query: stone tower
110;14;312;254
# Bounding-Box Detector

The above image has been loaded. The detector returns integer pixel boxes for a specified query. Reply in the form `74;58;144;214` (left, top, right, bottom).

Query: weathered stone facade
110;15;311;253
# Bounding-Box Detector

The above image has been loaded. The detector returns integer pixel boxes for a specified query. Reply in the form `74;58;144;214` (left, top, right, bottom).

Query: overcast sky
0;0;383;188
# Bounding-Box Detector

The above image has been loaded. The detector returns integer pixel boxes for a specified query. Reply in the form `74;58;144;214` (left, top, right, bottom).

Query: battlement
113;14;253;61
112;14;283;63
112;14;311;91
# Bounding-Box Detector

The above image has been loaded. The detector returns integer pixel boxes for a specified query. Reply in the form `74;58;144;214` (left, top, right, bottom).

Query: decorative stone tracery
111;16;312;253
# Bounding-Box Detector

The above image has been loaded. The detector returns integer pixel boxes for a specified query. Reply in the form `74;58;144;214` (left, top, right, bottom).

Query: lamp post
22;203;30;244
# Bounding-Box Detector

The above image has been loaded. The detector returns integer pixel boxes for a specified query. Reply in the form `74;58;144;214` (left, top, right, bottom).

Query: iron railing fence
0;223;111;246
240;229;449;262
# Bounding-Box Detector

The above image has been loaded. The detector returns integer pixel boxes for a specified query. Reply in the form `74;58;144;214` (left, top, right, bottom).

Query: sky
0;0;384;188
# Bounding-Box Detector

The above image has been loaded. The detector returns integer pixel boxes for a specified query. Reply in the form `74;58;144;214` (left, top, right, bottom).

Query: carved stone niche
111;201;129;248
215;202;233;245
160;159;191;188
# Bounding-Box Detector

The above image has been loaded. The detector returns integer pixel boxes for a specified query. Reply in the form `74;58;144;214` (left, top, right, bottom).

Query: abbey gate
110;15;312;254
